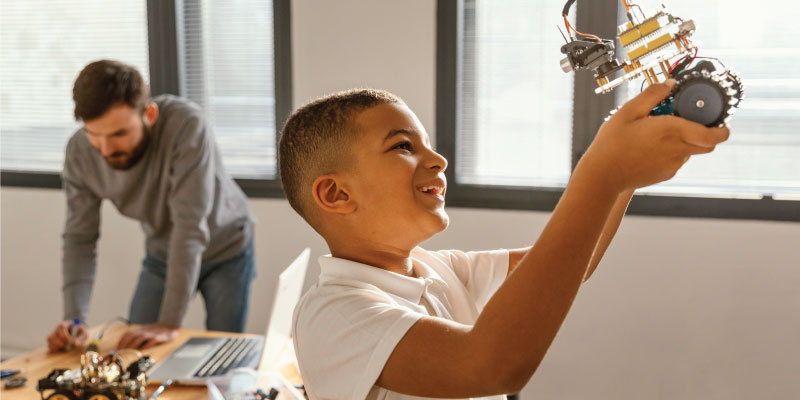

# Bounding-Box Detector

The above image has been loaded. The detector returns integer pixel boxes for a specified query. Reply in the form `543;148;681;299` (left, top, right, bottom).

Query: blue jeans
128;240;255;332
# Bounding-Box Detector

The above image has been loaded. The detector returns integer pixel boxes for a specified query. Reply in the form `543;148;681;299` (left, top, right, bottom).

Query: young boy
279;85;728;399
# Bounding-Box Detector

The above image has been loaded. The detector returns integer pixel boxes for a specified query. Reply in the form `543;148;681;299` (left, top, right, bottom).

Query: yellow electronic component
626;45;649;60
627;33;675;60
647;33;674;51
619;16;661;47
619;29;642;46
638;18;661;37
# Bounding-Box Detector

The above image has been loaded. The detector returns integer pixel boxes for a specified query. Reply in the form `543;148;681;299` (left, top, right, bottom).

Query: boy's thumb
617;79;677;120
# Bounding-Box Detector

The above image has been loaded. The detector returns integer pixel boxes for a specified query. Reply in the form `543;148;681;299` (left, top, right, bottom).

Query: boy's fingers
616;79;676;121
683;143;715;155
681;125;730;148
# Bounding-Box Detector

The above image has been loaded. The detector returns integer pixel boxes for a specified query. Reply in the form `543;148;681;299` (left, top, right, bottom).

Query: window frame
436;0;799;222
0;0;292;199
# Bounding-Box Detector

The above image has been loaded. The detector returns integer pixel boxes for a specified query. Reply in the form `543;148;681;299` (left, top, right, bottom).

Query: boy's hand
583;79;730;192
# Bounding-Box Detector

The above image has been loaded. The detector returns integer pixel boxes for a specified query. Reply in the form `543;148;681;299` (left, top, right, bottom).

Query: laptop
149;248;310;385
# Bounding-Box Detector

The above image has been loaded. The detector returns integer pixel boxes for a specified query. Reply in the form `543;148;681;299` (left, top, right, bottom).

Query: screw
696;99;705;108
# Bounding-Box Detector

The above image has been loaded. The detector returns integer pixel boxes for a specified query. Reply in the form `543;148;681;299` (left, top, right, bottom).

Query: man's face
344;103;449;248
83;103;150;170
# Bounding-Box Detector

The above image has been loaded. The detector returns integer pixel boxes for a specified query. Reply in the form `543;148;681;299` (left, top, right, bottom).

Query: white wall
2;1;799;399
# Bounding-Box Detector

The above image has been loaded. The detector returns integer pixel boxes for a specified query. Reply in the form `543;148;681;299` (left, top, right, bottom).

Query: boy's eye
391;141;412;151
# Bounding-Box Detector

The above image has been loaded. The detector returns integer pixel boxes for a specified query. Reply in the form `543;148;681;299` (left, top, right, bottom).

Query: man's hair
278;88;403;230
73;60;150;121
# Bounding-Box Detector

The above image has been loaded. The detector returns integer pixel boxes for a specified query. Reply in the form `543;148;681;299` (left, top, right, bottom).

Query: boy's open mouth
417;183;446;198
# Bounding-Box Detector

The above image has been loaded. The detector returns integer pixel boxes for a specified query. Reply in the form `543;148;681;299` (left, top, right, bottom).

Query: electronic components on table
36;350;153;400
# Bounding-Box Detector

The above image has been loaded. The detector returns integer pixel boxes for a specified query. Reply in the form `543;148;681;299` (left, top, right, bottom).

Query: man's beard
105;125;151;170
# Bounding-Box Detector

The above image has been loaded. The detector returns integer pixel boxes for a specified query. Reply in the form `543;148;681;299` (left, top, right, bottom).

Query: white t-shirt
291;247;510;400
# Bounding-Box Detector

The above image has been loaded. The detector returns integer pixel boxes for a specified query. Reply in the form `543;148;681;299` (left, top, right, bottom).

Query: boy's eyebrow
383;128;417;142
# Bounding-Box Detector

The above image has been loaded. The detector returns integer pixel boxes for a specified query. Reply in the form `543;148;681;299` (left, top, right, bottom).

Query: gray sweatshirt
61;95;255;326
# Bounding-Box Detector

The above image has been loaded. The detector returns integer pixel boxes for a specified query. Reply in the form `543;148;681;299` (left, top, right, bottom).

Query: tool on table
0;369;24;379
64;318;82;351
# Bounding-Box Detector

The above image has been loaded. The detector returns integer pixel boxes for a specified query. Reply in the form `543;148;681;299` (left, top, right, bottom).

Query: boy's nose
425;150;448;172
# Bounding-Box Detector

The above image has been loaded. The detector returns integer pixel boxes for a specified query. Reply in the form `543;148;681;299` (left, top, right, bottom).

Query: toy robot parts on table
558;0;744;127
37;350;154;400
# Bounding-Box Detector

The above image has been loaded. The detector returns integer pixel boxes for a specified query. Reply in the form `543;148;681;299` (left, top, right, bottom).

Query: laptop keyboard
194;337;261;377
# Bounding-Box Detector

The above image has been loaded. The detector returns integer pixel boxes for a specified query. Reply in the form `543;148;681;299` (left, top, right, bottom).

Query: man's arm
118;115;214;349
50;140;102;352
159;115;215;326
61;143;101;324
376;81;729;397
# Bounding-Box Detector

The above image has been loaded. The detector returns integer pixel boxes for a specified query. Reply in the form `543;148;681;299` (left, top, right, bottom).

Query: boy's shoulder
294;247;508;314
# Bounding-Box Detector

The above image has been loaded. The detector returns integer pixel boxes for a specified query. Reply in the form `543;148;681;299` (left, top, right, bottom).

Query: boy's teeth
421;186;443;195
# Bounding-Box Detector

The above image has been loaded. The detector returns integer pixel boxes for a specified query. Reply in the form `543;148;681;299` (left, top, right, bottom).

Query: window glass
0;0;150;172
459;0;574;188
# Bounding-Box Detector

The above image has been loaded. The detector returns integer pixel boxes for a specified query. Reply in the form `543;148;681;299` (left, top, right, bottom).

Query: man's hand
117;324;179;350
47;320;88;353
583;79;730;193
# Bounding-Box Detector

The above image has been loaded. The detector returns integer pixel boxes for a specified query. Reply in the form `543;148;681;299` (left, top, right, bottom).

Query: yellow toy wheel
46;391;79;400
85;392;118;400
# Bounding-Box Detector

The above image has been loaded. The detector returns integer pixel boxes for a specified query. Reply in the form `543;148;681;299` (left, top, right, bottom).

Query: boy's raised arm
584;188;636;281
377;80;729;397
507;187;634;281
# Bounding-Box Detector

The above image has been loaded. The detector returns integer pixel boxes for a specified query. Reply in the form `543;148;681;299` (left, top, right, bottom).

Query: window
1;0;291;197
179;0;277;179
437;0;800;220
0;0;150;173
460;0;573;188
616;0;800;201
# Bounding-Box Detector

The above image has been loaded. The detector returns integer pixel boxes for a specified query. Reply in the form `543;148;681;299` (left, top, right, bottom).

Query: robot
558;0;743;127
37;350;153;400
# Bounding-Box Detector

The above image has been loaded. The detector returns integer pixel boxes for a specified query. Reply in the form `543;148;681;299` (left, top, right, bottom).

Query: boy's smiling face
342;102;449;249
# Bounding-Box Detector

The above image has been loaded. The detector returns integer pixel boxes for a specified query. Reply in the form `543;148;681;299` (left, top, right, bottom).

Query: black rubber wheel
673;71;730;127
724;70;745;107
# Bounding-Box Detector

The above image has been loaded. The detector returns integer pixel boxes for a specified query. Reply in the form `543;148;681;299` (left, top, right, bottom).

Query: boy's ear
311;174;357;215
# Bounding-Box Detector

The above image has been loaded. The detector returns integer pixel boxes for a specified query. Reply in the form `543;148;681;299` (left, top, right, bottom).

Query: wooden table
0;323;301;399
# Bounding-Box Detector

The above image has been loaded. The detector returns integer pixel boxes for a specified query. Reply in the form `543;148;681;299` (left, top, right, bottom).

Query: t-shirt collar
318;254;448;304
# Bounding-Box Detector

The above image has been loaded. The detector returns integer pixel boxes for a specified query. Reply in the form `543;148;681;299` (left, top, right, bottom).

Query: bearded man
46;60;256;351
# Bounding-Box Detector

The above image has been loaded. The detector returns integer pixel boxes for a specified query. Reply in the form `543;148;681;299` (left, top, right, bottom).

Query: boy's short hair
73;59;150;121
278;89;403;231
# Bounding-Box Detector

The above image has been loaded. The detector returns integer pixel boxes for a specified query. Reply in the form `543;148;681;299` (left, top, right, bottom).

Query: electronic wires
561;0;603;42
622;0;647;24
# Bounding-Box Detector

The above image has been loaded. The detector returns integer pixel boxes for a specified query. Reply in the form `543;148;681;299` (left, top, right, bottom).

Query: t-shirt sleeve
292;286;425;400
433;249;509;311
